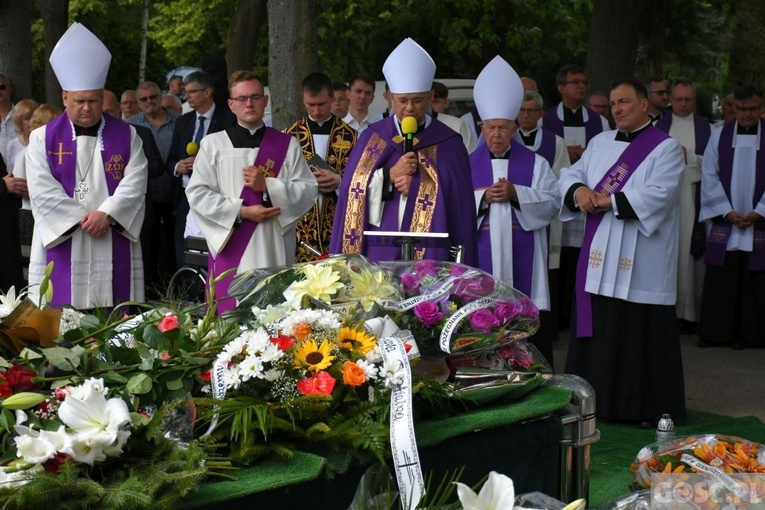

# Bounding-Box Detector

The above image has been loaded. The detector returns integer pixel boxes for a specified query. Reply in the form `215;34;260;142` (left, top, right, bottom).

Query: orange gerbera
341;361;366;387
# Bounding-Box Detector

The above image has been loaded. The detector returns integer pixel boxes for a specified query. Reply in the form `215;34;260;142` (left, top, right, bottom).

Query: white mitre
383;38;436;94
49;22;111;91
474;56;523;121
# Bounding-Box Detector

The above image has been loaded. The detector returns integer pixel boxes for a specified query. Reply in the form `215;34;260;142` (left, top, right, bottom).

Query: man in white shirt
342;73;382;134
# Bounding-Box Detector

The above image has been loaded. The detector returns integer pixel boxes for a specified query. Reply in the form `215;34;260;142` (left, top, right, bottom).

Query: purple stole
542;104;604;144
209;127;291;314
575;127;669;337
705;120;765;270
535;128;557;167
44;113;132;308
655;113;712;258
471;141;535;297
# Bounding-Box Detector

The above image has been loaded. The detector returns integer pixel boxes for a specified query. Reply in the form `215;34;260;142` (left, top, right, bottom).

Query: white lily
0;286;25;319
455;471;521;510
57;379;132;465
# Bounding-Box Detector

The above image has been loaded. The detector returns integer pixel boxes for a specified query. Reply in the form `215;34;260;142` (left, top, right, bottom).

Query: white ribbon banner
373;316;425;510
438;293;500;354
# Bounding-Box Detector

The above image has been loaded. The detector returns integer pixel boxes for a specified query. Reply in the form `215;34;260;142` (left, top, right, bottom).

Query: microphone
401;116;417;153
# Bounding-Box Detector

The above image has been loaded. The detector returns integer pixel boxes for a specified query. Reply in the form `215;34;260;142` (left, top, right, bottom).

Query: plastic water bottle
656;413;675;443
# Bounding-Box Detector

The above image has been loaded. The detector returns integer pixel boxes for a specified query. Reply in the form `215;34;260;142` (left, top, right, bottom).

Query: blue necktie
194;115;206;144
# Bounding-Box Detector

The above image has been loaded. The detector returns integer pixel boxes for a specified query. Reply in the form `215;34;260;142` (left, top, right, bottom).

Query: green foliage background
23;0;755;119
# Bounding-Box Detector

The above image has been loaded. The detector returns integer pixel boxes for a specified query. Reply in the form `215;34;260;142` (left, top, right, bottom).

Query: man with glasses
644;76;670;124
186;70;316;312
286;72;356;262
542;64;610;329
167;71;235;268
342;73;382;134
331;38;477;265
120;90;139;120
470;57;560;366
698;84;765;349
128;81;180;293
656;79;712;334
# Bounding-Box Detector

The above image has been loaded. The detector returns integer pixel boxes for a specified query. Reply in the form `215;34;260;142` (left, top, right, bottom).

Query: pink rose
413;301;444;328
401;273;420;293
469;309;500;333
414;260;438;279
158;313;180;333
519;297;539;320
495;300;522;324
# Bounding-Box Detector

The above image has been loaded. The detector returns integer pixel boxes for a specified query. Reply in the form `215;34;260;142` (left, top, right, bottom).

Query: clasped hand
482;178;516;204
575;186;612;214
242;165;267;192
390;152;418;196
726;210;761;228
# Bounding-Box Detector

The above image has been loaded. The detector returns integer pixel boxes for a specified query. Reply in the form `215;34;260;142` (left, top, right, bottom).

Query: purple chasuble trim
209;127;291;314
575;127;669;338
44;114;132;308
706;120;765;270
470;141;535;297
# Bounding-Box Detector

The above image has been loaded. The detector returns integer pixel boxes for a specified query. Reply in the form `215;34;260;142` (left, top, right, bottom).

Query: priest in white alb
560;78;686;426
469;56;560;366
186;70;317;313
26;23;147;309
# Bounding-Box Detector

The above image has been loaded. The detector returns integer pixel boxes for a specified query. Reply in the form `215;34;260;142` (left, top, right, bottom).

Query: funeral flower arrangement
0;255;549;509
630;434;765;506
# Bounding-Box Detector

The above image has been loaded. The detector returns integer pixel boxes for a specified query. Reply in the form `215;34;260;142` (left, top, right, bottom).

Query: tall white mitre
473;56;523;121
383;38;436;94
49;22;111;91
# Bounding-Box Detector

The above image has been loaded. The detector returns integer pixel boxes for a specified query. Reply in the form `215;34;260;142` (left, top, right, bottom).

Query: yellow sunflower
294;339;336;371
337;327;377;354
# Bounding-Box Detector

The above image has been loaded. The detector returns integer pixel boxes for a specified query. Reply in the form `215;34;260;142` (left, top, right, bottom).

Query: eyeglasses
231;94;265;104
673;98;695;103
518;108;542;115
737;106;762;113
649;90;669;96
120;100;136;106
185;88;207;95
138;93;159;102
563;79;588;86
393;97;427;107
0;84;7;91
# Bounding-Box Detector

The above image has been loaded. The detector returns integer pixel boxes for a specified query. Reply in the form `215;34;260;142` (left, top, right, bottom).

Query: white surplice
185;131;317;272
558;132;684;305
26;119;147;309
668;113;711;321
700;124;765;249
472;153;560;310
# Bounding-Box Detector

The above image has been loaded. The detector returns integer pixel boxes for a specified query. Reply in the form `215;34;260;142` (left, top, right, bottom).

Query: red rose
157;313;180;333
198;369;211;382
6;364;36;393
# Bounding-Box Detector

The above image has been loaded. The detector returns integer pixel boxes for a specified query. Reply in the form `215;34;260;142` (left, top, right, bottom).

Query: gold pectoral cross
49;142;73;165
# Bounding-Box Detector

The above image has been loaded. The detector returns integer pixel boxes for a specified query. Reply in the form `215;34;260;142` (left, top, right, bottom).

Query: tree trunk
227;0;267;72
139;0;150;84
268;0;317;130
585;0;641;94
40;0;70;107
0;1;33;101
